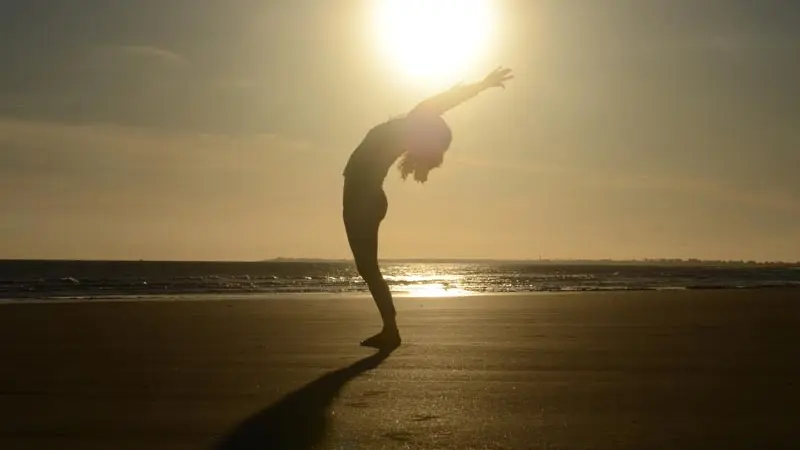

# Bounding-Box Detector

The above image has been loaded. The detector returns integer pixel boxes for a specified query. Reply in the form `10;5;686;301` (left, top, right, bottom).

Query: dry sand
1;290;798;449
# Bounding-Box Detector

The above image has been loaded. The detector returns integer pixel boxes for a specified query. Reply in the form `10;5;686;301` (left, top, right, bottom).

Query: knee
355;262;382;281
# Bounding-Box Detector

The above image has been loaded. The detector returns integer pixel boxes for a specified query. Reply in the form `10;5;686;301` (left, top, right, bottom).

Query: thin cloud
455;154;799;215
110;45;188;66
0;118;311;181
81;44;189;69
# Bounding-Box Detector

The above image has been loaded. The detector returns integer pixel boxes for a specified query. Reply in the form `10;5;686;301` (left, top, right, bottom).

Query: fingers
483;67;513;88
487;66;505;77
487;67;513;80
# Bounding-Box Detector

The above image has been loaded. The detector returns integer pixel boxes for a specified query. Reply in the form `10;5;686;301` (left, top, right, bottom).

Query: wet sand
1;290;798;449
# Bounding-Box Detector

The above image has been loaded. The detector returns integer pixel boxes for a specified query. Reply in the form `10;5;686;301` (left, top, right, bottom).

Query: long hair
397;114;452;183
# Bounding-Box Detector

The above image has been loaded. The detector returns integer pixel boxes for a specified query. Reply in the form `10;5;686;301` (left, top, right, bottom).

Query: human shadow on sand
215;350;392;450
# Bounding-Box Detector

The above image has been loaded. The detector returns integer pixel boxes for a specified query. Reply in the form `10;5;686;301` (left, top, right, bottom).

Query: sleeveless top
342;121;405;189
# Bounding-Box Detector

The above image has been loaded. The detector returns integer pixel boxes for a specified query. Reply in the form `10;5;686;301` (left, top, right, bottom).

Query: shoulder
367;118;404;140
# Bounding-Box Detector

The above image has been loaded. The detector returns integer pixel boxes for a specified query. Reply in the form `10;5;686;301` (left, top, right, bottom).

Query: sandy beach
1;290;798;449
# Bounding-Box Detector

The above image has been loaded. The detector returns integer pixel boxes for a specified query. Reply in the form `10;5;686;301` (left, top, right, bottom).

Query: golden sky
1;0;798;261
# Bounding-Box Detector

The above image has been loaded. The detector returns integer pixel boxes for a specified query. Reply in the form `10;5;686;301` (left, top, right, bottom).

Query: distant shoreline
266;258;799;267
0;258;797;267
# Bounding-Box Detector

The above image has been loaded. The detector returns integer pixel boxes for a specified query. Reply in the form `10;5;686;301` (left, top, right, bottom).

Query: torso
342;120;405;189
342;120;405;223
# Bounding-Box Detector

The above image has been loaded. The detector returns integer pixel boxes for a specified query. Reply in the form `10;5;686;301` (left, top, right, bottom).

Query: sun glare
398;283;473;298
372;0;495;85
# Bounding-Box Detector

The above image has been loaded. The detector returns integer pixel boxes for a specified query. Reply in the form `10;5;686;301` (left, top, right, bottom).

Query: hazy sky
1;0;798;261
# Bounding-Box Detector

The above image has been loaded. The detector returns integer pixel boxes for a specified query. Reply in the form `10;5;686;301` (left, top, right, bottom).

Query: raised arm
409;67;513;117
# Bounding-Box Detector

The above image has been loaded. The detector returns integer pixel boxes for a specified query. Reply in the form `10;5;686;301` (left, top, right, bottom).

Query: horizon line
0;257;798;265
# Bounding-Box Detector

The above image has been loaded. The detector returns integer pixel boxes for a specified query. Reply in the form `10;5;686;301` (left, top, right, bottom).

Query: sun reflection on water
368;266;475;297
391;282;473;298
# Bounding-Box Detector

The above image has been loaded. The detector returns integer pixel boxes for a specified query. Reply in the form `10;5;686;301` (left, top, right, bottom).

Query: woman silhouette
343;67;514;349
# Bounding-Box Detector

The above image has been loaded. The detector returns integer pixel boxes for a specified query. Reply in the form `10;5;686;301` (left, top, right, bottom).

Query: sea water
1;260;798;300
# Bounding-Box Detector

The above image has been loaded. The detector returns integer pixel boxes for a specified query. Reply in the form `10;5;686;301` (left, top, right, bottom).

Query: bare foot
360;328;401;350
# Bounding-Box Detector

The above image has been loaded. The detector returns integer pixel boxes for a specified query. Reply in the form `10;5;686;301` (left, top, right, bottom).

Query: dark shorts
342;179;388;236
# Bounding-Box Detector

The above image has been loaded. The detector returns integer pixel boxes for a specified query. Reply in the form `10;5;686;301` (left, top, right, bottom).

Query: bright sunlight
372;0;495;85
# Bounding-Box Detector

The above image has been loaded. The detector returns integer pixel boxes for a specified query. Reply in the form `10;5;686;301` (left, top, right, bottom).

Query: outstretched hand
410;67;514;117
482;67;514;89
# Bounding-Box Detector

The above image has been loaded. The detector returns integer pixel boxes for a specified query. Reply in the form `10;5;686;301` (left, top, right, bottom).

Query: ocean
1;260;798;301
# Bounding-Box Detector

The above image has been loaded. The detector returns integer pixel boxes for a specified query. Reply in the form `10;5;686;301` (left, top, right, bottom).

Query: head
397;114;452;183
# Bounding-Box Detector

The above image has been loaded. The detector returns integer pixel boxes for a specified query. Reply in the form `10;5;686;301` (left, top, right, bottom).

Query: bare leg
348;225;396;327
345;220;400;349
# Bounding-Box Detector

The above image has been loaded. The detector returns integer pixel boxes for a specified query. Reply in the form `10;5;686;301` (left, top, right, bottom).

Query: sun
372;0;495;85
